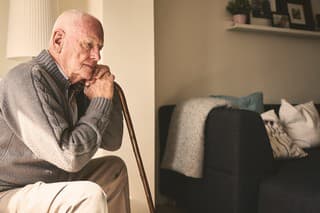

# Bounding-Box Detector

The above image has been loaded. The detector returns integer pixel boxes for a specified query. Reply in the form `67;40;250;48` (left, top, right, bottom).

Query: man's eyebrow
83;37;103;49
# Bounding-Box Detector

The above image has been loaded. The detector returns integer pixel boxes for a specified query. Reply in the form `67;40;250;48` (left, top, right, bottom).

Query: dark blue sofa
159;104;320;213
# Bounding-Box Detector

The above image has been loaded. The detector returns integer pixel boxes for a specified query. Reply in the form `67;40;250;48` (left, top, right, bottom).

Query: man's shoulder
7;60;40;79
10;59;52;81
3;60;49;93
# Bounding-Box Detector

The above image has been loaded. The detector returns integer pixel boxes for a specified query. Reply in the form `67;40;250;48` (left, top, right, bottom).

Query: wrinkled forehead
70;15;104;44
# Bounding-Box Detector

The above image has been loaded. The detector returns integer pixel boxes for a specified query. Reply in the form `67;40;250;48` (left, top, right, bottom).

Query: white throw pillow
261;110;307;159
279;99;320;148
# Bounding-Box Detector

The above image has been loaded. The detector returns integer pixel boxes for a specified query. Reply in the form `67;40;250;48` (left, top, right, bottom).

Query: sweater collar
34;50;84;93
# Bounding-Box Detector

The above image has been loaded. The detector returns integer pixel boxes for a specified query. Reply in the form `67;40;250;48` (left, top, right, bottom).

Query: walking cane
114;82;156;213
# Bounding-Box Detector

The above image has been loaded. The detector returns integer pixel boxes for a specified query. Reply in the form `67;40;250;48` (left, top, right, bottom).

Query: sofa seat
259;148;320;213
159;104;320;213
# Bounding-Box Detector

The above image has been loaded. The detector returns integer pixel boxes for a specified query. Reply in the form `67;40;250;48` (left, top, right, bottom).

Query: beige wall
155;0;320;107
99;0;155;212
0;0;155;212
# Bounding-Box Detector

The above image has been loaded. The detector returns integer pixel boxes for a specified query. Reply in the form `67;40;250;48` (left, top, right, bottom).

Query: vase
233;14;247;24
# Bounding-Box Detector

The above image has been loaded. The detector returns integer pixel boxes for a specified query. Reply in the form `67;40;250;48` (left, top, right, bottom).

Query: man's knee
82;181;107;197
26;181;109;213
69;181;107;204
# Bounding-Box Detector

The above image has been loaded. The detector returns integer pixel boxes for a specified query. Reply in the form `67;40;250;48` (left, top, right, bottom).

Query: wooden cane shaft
114;82;155;213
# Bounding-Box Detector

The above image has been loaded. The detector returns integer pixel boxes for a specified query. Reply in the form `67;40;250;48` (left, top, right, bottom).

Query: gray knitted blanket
161;97;231;178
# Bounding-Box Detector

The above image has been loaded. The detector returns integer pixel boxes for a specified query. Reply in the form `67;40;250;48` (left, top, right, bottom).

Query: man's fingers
86;65;112;87
86;72;115;87
109;73;115;81
94;65;110;79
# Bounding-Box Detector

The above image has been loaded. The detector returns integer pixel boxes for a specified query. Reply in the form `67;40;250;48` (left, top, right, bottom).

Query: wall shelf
225;22;320;39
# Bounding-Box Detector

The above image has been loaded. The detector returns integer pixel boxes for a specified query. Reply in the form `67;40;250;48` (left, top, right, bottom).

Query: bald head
48;10;104;84
50;10;103;46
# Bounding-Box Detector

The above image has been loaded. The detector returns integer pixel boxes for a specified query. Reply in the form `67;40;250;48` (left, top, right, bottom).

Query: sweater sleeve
99;90;124;151
0;64;114;172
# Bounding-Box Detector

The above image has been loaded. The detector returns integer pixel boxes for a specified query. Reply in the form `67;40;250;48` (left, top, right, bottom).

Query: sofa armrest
203;107;274;213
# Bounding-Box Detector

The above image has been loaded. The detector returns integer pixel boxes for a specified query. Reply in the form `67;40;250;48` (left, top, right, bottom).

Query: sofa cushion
274;147;320;173
279;99;320;148
261;110;307;159
259;148;320;213
212;92;264;113
259;171;320;213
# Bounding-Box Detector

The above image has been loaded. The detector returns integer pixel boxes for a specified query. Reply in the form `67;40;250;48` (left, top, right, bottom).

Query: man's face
59;18;104;84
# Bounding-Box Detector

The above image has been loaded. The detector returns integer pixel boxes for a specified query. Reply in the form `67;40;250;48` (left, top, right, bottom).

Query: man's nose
91;49;101;61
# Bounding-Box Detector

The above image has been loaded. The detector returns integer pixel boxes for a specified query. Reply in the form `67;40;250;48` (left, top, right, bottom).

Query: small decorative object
271;12;290;28
286;0;315;30
252;0;272;18
233;14;248;24
250;0;272;26
226;0;251;24
276;0;289;13
269;0;277;12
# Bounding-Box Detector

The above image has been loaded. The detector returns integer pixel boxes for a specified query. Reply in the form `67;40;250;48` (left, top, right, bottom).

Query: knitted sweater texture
0;50;123;192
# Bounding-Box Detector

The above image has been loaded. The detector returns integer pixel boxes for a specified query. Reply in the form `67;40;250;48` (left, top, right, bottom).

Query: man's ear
51;29;65;53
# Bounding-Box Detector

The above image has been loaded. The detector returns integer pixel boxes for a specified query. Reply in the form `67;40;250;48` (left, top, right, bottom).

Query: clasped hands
84;65;115;100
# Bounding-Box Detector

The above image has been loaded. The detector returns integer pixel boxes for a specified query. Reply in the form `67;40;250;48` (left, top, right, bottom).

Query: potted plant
226;0;251;24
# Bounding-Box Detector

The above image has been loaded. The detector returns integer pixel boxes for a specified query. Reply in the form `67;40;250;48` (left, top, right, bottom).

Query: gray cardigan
0;50;123;192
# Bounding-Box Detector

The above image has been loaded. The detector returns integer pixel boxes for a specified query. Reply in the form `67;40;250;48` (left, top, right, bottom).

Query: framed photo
286;0;315;30
271;12;290;28
251;0;272;18
276;0;289;13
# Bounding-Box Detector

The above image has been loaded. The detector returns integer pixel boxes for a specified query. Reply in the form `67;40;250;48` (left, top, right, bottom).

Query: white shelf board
225;22;320;38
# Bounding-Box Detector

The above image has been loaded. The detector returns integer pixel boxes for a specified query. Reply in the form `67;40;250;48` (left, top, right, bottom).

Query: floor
130;198;186;213
156;204;185;213
155;195;186;213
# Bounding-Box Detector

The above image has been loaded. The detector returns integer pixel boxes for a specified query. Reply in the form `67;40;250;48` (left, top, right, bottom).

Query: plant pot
233;14;247;24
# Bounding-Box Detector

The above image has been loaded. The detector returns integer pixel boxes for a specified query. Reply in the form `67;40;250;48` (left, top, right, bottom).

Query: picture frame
271;12;290;28
285;0;315;30
276;0;288;13
251;0;272;18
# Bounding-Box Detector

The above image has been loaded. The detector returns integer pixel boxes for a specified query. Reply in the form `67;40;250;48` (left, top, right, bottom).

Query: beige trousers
0;156;130;213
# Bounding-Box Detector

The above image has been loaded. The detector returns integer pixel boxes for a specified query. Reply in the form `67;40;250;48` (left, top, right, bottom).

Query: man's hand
84;65;115;100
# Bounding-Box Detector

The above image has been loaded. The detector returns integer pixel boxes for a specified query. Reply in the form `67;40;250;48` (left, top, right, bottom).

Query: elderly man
0;10;130;213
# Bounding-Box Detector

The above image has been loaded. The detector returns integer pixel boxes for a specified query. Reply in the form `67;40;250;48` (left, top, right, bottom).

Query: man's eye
83;42;93;49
